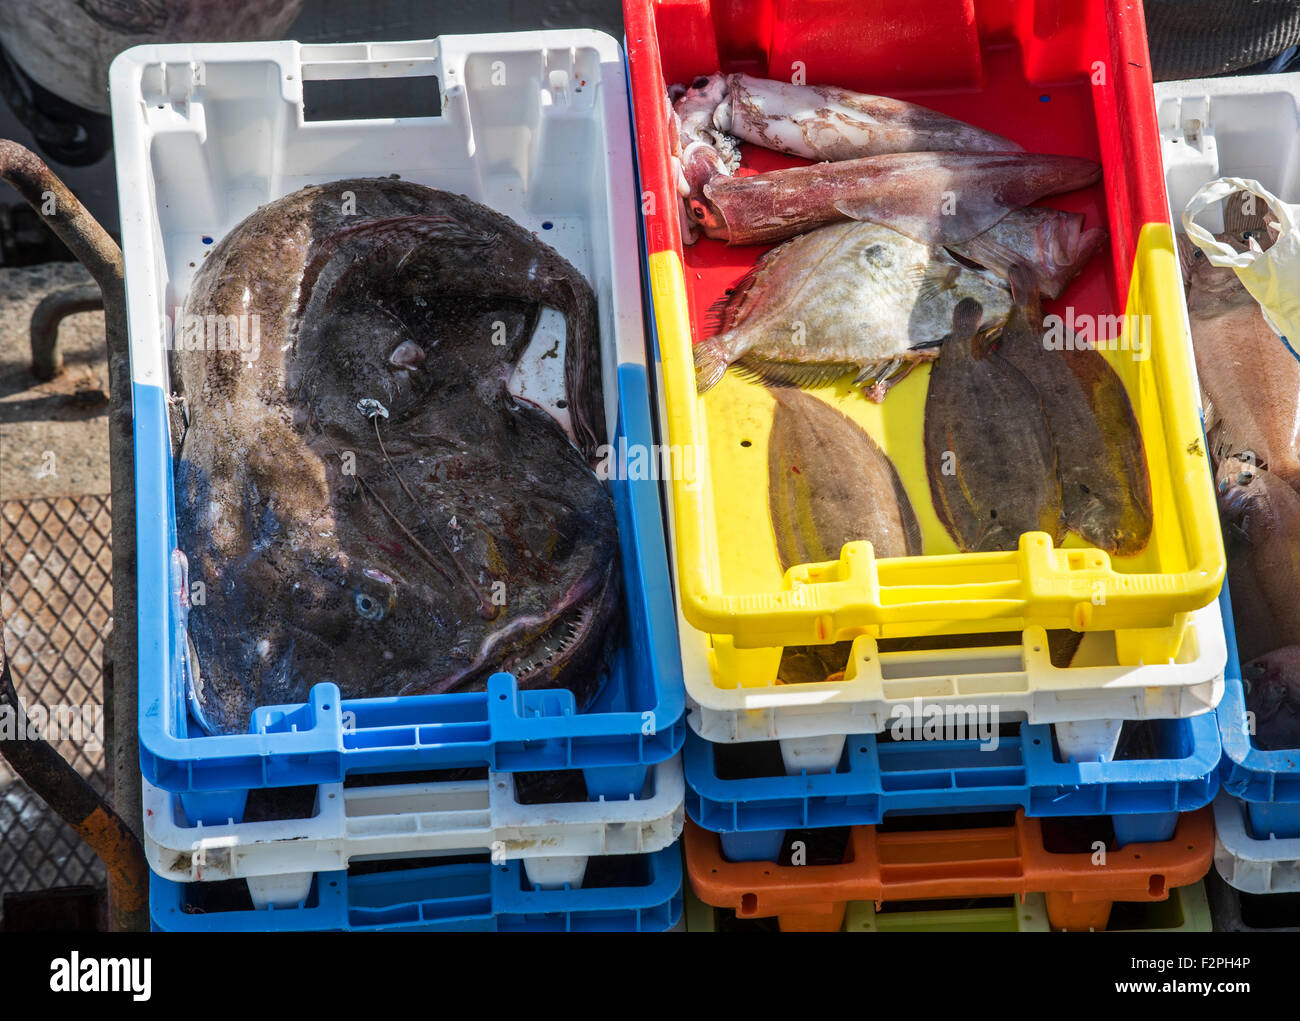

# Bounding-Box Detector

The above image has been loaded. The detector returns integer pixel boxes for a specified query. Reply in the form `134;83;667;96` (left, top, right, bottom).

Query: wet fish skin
767;388;922;574
1216;457;1300;660
718;72;1023;161
924;298;1064;552
1243;646;1300;752
690;151;1102;247
776;641;855;684
945;207;1107;301
175;179;620;735
990;264;1152;556
1178;230;1300;493
694;219;1012;396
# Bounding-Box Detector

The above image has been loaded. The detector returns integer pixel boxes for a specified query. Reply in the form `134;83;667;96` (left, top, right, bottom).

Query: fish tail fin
694;338;731;393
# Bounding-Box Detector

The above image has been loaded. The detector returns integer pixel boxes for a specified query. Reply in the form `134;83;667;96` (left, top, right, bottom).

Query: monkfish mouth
395;561;620;704
501;588;606;688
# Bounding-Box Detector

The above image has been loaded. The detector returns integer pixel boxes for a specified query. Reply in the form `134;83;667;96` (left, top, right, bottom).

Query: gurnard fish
173;179;620;735
767;388;921;573
687;151;1102;247
989;264;1152;556
694;219;1013;397
1178;229;1300;493
1243;646;1300;752
1216;457;1300;663
946;206;1106;302
924;298;1065;552
714;72;1022;162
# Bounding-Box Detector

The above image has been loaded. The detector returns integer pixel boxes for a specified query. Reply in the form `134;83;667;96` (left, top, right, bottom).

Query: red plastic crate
623;0;1224;677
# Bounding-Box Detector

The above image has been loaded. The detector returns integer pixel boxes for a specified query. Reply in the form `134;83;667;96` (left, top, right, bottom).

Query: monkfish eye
692;76;709;89
355;591;384;621
354;567;396;621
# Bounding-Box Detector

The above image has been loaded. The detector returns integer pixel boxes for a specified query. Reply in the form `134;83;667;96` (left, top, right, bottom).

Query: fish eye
1192;250;1204;260
692;76;709;89
689;199;708;222
355;592;383;621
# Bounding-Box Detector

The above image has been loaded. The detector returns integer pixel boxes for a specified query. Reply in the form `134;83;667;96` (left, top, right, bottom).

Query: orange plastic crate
684;808;1214;931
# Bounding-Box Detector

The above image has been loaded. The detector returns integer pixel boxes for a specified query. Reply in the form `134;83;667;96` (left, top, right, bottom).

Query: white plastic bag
1182;177;1300;345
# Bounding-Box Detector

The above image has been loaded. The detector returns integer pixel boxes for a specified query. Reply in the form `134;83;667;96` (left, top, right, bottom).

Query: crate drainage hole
741;893;758;914
1148;874;1165;897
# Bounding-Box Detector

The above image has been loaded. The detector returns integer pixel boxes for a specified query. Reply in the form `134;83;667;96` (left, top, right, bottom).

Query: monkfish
173;179;620;735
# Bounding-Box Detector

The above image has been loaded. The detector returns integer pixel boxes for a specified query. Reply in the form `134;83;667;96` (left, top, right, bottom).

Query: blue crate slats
136;366;687;824
150;846;683;932
685;710;1222;859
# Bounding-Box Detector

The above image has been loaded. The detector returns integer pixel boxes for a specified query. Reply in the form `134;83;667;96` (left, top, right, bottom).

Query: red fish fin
705;262;764;335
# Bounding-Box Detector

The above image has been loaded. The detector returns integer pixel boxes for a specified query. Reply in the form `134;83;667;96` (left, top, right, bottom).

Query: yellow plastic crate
648;225;1222;667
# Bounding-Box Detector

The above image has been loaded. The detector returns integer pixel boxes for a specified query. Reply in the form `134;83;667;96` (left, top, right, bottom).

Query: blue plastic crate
686;711;1221;861
151;845;683;932
136;364;686;825
1215;581;1300;839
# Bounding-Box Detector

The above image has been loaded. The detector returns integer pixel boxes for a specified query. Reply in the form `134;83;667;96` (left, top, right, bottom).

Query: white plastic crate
144;757;684;907
677;597;1226;765
1156;71;1300;238
110;31;689;809
1213;793;1300;896
1155;71;1300;402
111;31;645;403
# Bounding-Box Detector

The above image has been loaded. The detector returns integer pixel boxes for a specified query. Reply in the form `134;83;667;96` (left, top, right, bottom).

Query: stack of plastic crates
110;31;687;931
1156;69;1300;933
627;0;1225;931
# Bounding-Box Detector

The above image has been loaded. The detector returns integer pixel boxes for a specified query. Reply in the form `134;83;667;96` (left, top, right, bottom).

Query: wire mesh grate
0;494;112;916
